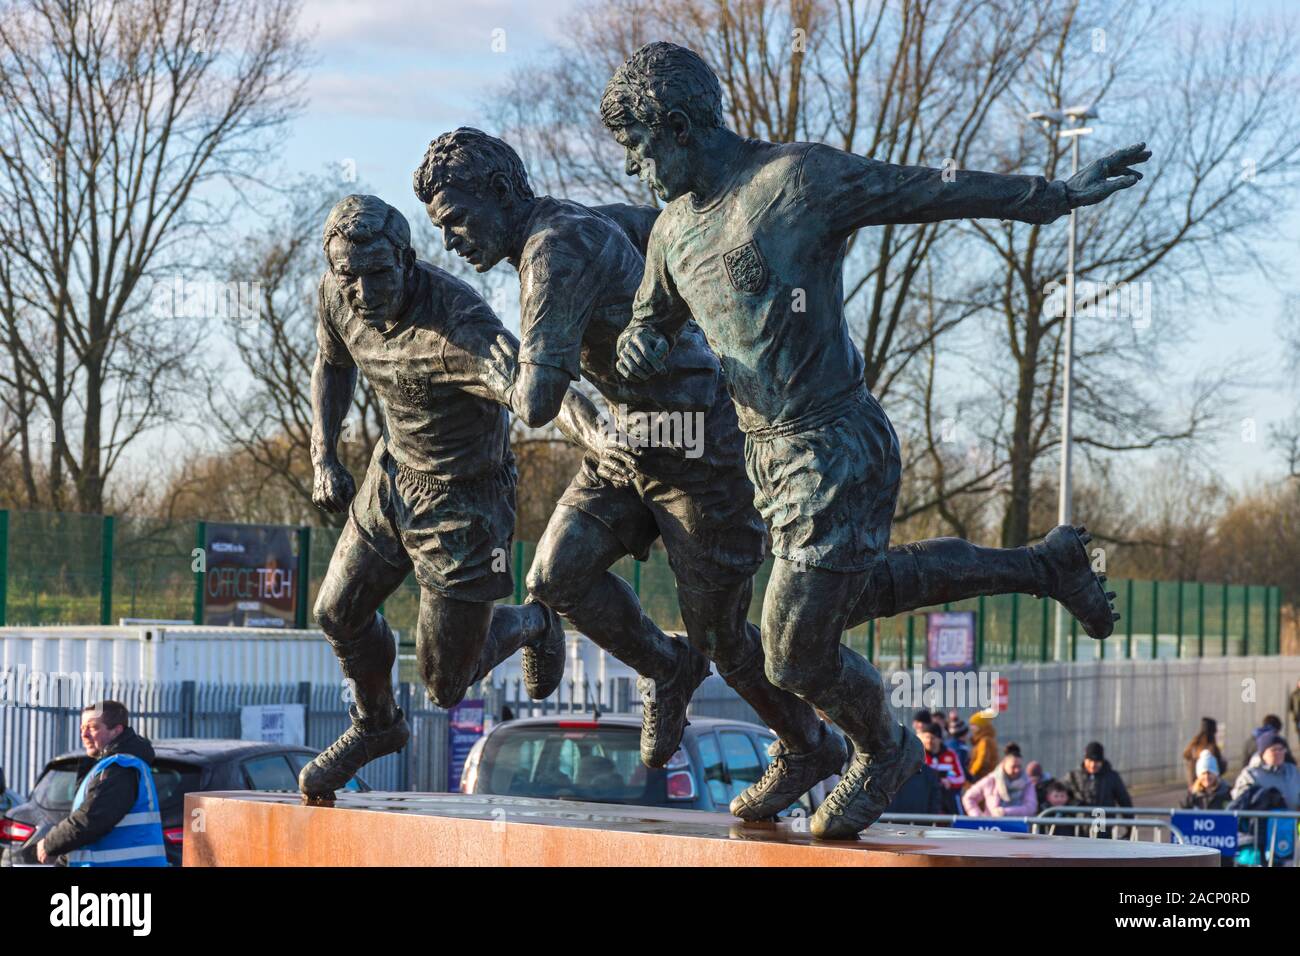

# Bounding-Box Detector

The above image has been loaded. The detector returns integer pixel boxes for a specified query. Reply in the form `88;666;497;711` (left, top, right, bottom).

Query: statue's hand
313;459;356;514
484;333;519;405
593;429;643;488
1065;142;1150;208
615;325;670;382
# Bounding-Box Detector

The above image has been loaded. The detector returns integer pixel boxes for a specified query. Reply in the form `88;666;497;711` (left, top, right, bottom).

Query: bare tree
0;0;309;512
934;0;1300;545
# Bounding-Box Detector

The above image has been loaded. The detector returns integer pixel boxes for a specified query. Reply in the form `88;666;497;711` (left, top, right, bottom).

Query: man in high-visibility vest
37;700;166;867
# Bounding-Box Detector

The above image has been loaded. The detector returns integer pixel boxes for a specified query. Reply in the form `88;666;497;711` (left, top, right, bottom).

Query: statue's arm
309;337;359;514
469;328;631;477
811;145;1068;228
615;230;688;383
806;142;1148;231
552;387;610;458
460;318;574;429
310;349;356;466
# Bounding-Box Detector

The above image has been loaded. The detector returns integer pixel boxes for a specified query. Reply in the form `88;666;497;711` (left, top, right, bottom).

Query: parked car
459;714;832;815
0;739;368;867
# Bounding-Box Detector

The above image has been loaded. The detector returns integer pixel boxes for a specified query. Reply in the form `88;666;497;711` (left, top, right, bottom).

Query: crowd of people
884;678;1300;832
884;707;1135;824
1179;707;1300;814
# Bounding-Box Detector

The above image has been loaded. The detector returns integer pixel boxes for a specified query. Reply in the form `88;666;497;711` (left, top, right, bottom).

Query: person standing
1066;742;1133;811
1182;717;1226;789
1289;679;1300;738
962;752;1037;818
37;701;166;867
1181;751;1231;810
920;722;966;813
1241;715;1285;769
1232;736;1300;809
966;712;1000;784
946;714;972;776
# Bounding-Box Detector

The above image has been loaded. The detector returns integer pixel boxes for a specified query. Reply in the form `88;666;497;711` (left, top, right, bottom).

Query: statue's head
414;127;534;272
323;195;414;329
600;42;725;201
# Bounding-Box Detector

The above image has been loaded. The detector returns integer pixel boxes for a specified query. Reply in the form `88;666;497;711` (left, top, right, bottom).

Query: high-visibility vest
66;753;167;867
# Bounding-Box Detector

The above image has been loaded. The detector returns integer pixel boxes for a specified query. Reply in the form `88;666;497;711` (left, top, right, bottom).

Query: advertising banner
203;523;299;628
926;611;976;671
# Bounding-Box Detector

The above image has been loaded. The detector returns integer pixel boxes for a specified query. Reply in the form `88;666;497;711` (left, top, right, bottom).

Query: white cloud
299;0;573;55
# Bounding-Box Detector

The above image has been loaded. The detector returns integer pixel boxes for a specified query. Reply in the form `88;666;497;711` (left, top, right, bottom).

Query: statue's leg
760;556;894;754
314;517;409;728
399;450;561;703
412;589;504;709
300;465;414;797
744;391;920;835
845;539;1043;624
845;530;1116;639
760;556;923;838
676;581;822;753
644;464;825;755
526;497;693;686
411;591;553;708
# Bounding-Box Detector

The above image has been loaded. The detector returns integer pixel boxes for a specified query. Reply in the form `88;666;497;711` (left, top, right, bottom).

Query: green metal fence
0;509;1282;666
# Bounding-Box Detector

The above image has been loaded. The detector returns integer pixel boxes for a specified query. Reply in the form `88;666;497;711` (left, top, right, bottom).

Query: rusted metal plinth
183;791;1219;867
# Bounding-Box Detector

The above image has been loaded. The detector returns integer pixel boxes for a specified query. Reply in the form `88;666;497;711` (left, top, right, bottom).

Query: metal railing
879;812;1188;844
882;807;1300;865
1038;804;1300;867
0;679;452;794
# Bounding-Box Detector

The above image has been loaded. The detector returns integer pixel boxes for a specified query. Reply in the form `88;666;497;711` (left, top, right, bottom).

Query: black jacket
1065;760;1133;809
42;728;157;859
885;764;944;815
1180;779;1231;810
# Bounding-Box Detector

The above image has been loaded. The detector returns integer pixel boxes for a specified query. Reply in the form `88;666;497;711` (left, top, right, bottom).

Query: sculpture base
183;791;1218;867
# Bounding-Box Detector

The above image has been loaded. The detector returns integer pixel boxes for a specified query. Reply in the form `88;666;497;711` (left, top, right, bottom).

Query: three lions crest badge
723;241;768;295
398;375;431;407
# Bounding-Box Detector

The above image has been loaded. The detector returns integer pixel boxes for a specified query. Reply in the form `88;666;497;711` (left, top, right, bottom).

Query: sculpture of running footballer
299;194;579;799
414;129;839;797
603;43;1145;838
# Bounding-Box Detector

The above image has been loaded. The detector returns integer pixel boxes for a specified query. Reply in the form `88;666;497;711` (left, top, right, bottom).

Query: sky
285;0;572;215
142;0;1300;494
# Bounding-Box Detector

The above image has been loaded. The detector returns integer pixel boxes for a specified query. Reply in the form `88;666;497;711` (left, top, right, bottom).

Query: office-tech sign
202;522;298;628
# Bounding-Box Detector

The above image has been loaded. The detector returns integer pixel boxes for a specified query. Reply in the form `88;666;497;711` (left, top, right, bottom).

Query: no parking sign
952;817;1030;834
1171;812;1237;856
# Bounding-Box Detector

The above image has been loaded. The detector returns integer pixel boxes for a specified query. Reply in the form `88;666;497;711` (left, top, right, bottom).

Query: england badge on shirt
723;240;768;295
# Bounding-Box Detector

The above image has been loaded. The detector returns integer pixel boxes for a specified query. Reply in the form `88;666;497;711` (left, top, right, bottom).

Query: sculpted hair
600;41;725;132
413;127;534;205
83;699;129;730
322;194;412;256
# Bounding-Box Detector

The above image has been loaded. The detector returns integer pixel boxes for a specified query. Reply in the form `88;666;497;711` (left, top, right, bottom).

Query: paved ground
1130;783;1191;809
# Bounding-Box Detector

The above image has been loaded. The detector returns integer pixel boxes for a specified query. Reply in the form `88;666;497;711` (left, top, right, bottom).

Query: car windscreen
31;758;199;813
31;760;88;811
476;725;671;806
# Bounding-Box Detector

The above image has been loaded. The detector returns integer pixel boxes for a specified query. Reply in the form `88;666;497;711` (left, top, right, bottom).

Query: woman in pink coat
962;752;1038;817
